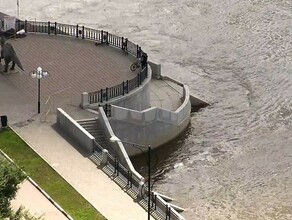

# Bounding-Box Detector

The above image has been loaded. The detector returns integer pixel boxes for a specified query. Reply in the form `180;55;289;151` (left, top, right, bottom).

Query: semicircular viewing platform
0;33;139;123
8;33;139;101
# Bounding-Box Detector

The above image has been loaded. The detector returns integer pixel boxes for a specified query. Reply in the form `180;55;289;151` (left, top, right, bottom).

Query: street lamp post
110;136;151;220
29;67;49;114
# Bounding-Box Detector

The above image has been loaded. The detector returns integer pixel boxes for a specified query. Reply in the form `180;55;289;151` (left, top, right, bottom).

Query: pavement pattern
11;180;68;220
0;32;183;219
12;119;154;220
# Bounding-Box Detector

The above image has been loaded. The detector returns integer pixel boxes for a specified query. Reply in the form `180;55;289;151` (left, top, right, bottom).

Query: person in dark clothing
141;52;148;69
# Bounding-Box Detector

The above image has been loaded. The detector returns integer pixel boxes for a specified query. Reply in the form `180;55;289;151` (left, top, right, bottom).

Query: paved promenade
0;31;183;219
11;180;68;220
12;118;154;220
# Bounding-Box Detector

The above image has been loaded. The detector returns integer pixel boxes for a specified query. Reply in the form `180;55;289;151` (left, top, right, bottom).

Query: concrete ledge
57;108;94;153
148;61;161;79
97;107;144;181
162;75;209;108
190;94;209;108
109;81;191;155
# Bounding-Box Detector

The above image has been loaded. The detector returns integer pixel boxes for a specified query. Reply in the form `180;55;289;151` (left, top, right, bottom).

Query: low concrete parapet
57;108;94;153
148;61;162;79
97;107;144;182
162;75;209;108
108;82;192;155
82;64;152;111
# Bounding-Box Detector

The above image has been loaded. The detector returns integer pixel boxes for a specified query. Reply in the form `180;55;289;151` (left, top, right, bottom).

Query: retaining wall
82;64;152;111
108;84;191;156
97;107;144;181
56;108;94;153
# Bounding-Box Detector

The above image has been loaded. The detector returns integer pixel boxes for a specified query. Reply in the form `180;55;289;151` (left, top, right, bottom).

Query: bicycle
130;59;141;71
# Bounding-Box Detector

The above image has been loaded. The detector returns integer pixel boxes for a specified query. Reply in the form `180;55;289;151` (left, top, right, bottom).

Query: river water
2;0;292;219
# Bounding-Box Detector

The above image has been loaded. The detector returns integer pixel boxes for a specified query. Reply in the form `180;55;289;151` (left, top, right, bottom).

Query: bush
0;158;26;218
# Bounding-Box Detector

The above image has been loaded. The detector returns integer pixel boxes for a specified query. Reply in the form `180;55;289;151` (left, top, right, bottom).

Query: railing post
122;81;125;95
125;38;128;51
138;181;145;199
140;71;142;85
101;149;108;165
154;193;157;210
76;24;79;38
126;80;129;93
24;20;27;33
101;30;104;43
136;45;139;58
81;92;89;108
121;37;127;51
139;46;142;58
121;37;124;50
54;22;57;35
127;171;132;187
137;73;140;87
151;192;154;208
114;158;119;176
82;26;85;39
104;104;108;116
165;204;169;220
100;89;103;103
103;31;108;45
106;87;109;101
48;21;50;35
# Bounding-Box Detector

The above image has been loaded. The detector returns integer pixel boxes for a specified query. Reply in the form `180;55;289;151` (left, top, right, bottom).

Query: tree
0;158;26;218
9;206;44;220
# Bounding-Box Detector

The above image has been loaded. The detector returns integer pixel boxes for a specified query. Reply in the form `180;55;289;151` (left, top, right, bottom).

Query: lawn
0;128;106;220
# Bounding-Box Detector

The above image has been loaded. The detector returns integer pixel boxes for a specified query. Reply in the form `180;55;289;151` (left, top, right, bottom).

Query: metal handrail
13;19;147;105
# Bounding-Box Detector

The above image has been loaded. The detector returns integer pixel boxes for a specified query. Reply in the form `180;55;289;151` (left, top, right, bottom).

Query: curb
0;149;73;220
7;126;106;219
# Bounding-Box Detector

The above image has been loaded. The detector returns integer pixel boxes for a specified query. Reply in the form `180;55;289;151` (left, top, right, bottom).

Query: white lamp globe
37;66;42;73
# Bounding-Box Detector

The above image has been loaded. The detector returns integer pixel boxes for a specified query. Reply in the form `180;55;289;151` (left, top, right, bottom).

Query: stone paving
0;33;139;124
0;32;183;219
12;120;154;220
11;180;68;220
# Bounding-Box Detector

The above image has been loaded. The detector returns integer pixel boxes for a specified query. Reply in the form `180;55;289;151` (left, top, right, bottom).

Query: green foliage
8;206;44;220
0;158;26;218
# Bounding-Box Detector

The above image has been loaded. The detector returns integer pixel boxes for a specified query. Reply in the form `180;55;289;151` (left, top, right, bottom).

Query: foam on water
2;0;291;219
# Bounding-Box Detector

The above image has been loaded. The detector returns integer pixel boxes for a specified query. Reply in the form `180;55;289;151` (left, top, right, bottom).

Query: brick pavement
0;33;138;124
0;30;185;220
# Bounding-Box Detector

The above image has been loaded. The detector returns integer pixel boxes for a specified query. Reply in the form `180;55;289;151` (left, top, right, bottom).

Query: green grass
0;128;106;220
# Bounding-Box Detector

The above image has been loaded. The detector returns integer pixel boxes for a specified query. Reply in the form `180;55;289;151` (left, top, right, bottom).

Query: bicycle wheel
130;63;137;71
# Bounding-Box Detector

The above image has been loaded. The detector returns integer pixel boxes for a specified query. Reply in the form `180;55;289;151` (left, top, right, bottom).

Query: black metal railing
13;20;148;105
15;20;142;57
95;149;181;220
11;19;183;220
101;104;111;117
88;65;148;104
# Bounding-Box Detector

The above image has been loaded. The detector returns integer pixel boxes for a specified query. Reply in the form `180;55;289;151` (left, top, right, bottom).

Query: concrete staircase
77;118;107;149
77;118;185;220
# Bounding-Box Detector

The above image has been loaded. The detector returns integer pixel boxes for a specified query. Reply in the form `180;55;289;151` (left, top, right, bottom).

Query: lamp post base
38;101;40;114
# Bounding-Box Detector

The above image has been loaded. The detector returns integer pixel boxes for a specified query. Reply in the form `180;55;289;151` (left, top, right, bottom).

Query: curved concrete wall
109;84;192;156
83;65;152;111
111;66;152;111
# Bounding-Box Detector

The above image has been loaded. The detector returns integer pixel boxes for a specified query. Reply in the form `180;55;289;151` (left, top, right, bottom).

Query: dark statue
0;36;24;72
